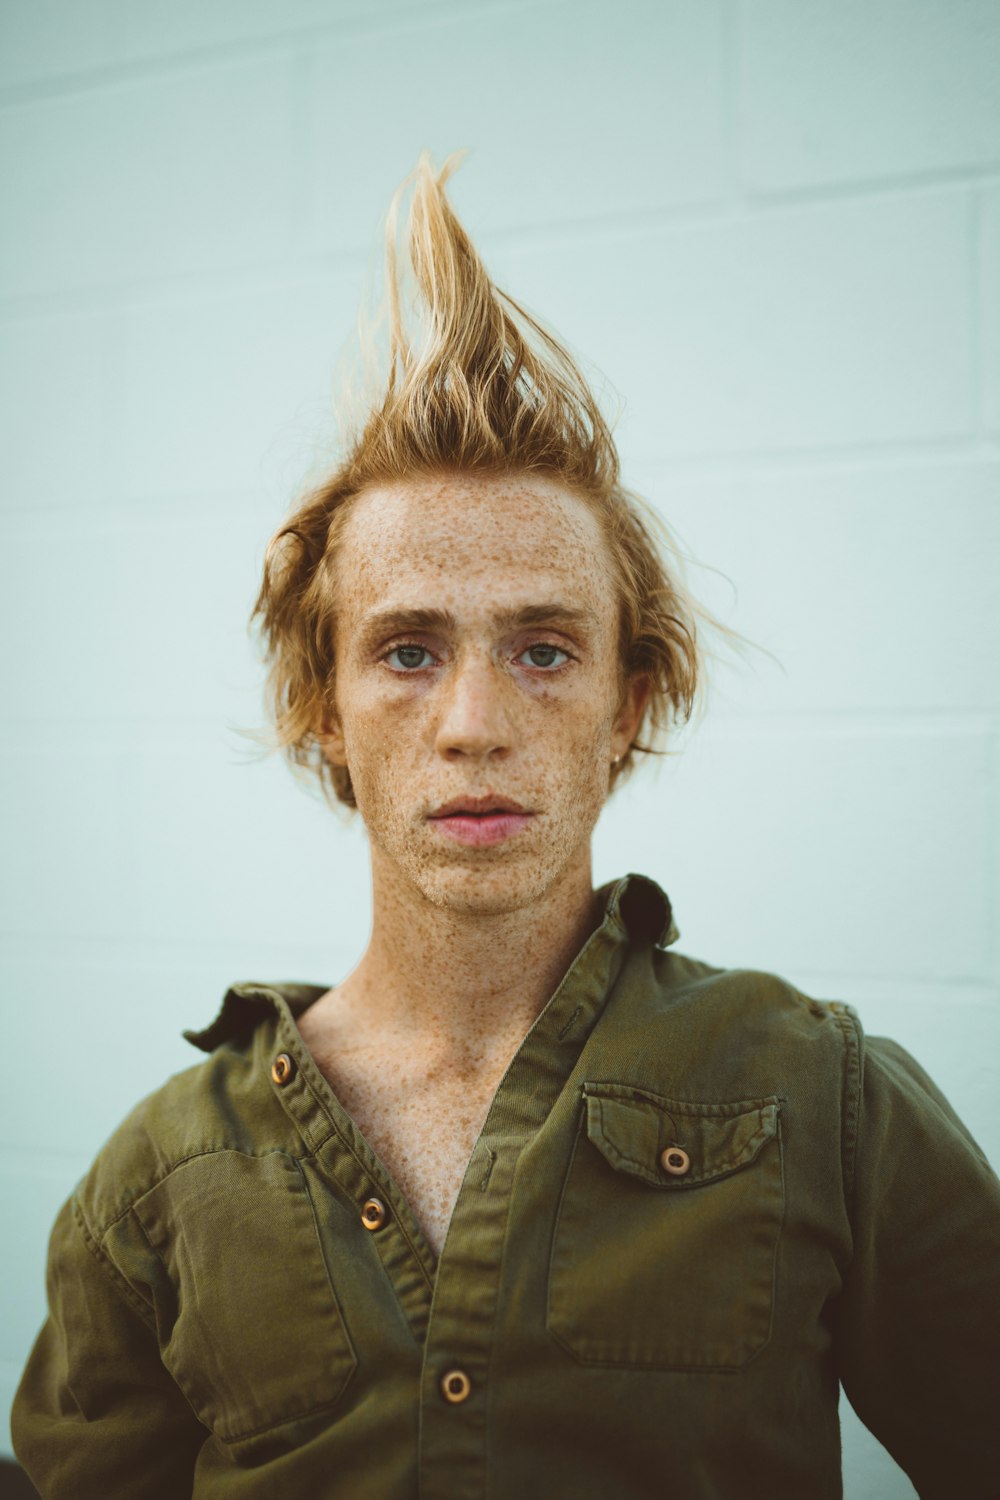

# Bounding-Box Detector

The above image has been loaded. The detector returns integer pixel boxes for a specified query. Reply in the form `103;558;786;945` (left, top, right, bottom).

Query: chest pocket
130;1150;357;1445
547;1083;783;1370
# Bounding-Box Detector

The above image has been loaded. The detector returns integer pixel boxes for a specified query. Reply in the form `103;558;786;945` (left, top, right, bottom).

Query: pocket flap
581;1082;780;1188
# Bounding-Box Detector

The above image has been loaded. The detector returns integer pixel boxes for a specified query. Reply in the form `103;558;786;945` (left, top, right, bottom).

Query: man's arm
835;1023;1000;1500
11;1191;207;1497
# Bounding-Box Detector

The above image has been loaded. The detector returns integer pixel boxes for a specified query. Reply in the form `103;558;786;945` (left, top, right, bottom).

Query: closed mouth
429;797;531;819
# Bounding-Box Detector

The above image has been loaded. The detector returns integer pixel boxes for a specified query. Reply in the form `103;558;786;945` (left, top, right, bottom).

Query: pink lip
428;811;534;847
427;792;535;847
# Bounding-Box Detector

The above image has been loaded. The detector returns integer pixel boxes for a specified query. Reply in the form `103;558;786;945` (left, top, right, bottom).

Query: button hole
558;1005;583;1040
478;1147;497;1191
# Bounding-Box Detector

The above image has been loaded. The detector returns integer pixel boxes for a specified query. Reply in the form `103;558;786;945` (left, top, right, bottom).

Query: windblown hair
247;149;755;811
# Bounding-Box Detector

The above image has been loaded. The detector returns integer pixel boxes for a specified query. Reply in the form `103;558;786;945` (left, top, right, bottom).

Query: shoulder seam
828;1003;863;1222
71;1195;158;1335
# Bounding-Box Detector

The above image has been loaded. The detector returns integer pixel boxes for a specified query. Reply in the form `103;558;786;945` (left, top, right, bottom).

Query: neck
331;846;604;1070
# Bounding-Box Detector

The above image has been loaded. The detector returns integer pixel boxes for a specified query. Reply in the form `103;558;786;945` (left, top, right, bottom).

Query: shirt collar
600;870;679;951
182;871;679;1055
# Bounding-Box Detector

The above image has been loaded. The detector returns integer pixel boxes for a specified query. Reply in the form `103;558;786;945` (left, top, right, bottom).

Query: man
12;152;1000;1499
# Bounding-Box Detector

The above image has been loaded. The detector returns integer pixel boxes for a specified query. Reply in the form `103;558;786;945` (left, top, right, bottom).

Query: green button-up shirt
11;874;1000;1498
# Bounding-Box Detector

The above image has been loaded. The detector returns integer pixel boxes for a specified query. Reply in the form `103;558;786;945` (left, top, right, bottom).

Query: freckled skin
296;470;648;1258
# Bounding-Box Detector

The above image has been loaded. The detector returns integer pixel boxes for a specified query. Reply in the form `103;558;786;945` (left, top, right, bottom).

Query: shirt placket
259;1002;440;1343
415;907;632;1500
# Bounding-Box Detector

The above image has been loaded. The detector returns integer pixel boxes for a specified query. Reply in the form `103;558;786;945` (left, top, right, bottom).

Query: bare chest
296;1022;508;1261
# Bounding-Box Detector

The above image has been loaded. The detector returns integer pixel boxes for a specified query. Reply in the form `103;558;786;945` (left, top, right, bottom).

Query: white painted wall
2;3;998;1493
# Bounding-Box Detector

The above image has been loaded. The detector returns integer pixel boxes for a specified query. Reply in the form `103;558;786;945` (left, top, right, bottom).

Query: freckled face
320;472;645;915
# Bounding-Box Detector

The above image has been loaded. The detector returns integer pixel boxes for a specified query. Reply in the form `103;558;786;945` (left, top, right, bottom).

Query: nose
433;651;515;762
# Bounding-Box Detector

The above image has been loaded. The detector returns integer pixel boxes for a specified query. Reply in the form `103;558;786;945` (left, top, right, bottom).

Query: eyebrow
356;602;600;652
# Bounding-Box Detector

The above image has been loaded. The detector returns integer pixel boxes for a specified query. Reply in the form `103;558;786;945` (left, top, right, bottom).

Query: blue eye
520;643;568;669
387;645;432;671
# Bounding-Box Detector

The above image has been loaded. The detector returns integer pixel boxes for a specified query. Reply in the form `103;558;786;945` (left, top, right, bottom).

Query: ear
611;673;650;762
313;704;348;768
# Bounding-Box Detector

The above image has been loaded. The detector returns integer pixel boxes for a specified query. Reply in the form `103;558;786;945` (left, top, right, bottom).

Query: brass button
361;1197;387;1231
271;1052;295;1086
660;1145;691;1177
440;1368;472;1404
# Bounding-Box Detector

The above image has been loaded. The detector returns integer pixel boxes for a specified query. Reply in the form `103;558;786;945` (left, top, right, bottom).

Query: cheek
344;747;403;840
549;667;619;737
529;685;618;785
338;675;421;747
338;689;431;821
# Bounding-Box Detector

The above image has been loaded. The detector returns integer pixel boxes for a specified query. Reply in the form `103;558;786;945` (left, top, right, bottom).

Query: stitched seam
585;1081;779;1116
72;1196;158;1334
221;1392;352;1445
92;1141;335;1239
129;1207;172;1289
291;1057;437;1293
830;1003;862;1223
292;1157;359;1370
594;1099;774;1182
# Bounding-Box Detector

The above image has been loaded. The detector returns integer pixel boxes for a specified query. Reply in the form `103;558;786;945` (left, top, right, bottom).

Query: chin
413;859;552;918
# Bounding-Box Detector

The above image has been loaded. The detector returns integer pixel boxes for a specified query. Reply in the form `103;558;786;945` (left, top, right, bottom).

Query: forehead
333;472;617;624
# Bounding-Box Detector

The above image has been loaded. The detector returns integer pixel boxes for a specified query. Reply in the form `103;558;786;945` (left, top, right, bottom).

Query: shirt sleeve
11;1190;208;1498
834;1021;1000;1500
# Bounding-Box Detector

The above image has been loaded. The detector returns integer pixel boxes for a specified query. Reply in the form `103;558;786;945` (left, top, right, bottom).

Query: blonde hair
247;150;758;811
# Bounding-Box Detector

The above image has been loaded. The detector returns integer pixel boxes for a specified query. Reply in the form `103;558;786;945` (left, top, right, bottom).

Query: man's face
319;471;646;916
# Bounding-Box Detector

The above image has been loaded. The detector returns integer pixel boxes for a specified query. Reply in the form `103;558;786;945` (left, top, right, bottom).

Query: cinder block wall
2;4;997;1494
